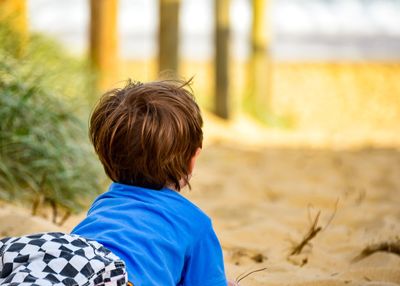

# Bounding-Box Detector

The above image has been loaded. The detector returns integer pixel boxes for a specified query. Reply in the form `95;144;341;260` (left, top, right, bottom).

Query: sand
1;115;400;285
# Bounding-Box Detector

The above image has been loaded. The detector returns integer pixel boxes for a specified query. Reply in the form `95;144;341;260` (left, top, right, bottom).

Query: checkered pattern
0;232;128;286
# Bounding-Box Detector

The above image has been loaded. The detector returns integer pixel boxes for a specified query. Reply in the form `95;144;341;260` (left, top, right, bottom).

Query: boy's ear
188;147;201;175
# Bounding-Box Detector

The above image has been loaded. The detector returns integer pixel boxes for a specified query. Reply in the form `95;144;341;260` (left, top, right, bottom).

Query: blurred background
1;0;400;221
1;2;400;284
27;0;400;130
25;0;400;130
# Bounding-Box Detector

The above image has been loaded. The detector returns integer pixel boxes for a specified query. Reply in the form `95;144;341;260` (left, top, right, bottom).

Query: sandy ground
1;115;400;285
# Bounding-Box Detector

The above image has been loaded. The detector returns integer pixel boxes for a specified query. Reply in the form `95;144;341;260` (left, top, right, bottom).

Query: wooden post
89;0;118;91
158;0;181;76
0;0;28;56
215;0;230;119
248;0;271;113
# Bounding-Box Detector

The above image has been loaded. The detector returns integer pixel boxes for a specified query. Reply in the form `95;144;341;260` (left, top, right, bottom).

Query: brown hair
90;79;203;191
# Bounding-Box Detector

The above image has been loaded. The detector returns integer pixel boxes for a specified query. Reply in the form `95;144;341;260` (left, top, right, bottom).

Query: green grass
0;22;102;219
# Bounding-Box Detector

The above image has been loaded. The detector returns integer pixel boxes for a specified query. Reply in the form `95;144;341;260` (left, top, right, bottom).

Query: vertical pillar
89;0;118;90
248;0;271;113
0;0;28;56
158;0;181;76
215;0;230;119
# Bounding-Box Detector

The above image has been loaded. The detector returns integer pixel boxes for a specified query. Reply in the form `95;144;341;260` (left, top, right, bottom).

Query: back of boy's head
90;79;203;191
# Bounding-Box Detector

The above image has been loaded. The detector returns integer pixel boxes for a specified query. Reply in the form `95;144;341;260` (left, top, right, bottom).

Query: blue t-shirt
72;183;227;286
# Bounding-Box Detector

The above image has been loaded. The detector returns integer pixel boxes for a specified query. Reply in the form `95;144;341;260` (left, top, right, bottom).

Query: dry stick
323;198;339;231
31;193;44;216
49;199;58;224
352;240;400;262
290;211;322;256
235;267;268;285
31;173;47;215
57;210;71;226
290;199;339;256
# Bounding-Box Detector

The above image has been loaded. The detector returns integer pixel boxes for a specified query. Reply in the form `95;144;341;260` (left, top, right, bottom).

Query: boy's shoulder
91;182;212;228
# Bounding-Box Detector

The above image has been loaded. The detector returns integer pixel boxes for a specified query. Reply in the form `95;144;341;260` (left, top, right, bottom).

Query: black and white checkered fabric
0;232;128;286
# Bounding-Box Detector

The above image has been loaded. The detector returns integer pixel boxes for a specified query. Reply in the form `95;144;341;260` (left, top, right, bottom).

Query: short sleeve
180;221;227;286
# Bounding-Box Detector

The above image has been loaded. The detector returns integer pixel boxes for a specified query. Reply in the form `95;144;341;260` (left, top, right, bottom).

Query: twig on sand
234;267;267;285
31;193;44;216
323;198;339;231
352;239;400;262
289;199;339;257
57;210;71;226
290;211;322;256
49;199;58;224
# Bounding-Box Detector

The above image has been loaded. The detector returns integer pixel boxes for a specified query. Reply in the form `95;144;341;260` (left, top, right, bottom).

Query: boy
72;80;228;286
